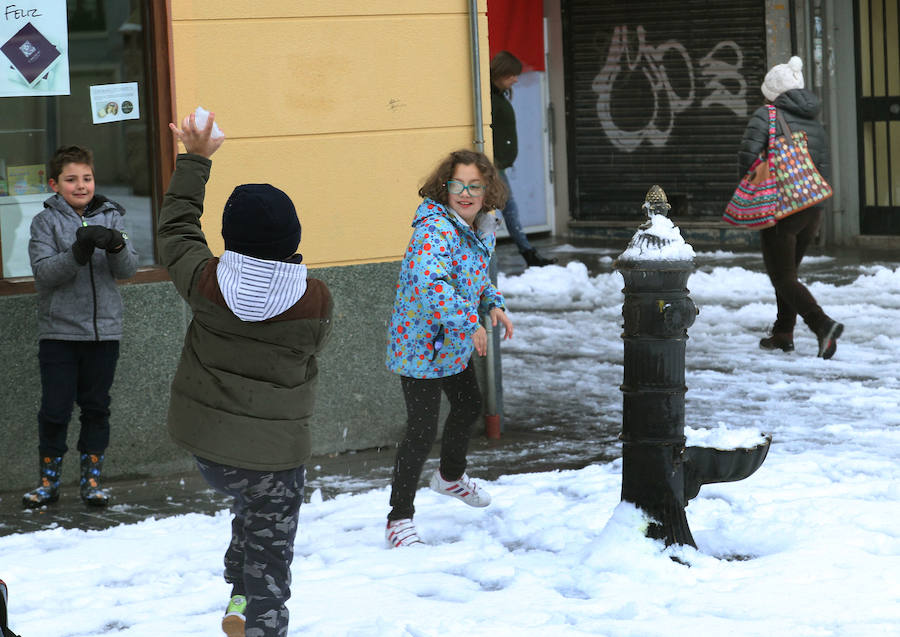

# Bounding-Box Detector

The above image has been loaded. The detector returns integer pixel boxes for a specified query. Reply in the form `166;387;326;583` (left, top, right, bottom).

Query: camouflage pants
196;457;304;637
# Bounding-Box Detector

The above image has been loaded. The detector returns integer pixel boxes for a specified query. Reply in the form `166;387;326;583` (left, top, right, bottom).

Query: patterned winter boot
79;453;110;507
22;455;63;508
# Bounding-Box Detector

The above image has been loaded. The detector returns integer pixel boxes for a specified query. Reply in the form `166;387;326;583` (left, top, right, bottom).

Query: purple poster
0;2;70;96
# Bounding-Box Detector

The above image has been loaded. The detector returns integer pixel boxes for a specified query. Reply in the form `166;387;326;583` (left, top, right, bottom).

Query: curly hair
48;145;94;182
418;149;508;211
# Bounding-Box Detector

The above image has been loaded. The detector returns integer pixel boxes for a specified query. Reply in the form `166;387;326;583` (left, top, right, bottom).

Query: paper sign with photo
90;82;141;124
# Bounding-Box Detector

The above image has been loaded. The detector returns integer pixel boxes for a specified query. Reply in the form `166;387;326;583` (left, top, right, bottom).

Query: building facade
0;1;495;491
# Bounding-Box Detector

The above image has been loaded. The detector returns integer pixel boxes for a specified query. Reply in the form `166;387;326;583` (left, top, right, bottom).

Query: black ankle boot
759;331;794;352
80;453;110;507
22;455;63;508
816;319;844;360
522;248;557;267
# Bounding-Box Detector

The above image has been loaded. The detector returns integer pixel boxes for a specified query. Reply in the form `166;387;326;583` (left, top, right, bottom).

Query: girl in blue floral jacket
384;149;514;548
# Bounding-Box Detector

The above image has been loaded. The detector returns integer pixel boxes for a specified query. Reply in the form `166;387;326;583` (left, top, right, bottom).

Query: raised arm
157;111;226;300
168;111;225;159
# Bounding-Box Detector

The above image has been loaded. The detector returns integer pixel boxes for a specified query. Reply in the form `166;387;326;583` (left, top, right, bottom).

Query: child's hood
411;199;453;229
411;198;500;242
43;192;126;218
215;250;309;322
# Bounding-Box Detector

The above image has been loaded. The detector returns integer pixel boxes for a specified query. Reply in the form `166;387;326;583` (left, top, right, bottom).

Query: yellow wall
170;1;492;267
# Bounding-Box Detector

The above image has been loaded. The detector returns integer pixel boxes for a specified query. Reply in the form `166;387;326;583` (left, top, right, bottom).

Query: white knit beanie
761;56;805;101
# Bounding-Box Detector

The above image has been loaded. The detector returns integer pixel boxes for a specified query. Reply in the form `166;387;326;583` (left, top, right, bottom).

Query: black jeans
196;457;304;637
388;365;483;521
759;206;827;334
37;339;119;457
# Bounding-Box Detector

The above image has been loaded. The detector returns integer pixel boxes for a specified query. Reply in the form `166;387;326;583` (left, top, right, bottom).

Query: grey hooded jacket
28;193;138;341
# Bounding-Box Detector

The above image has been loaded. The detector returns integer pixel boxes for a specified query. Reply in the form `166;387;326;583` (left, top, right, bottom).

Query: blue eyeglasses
446;180;485;196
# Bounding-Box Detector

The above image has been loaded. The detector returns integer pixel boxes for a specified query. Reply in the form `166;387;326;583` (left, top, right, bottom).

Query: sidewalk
0;424;617;537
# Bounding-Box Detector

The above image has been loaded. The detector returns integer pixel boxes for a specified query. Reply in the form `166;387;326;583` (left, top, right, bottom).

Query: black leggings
388;366;482;521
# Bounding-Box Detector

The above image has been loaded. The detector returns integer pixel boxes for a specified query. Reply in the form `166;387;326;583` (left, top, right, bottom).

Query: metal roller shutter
563;0;767;220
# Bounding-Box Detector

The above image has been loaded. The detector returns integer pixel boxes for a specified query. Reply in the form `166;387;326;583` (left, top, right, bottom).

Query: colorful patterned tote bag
769;106;833;219
722;106;779;229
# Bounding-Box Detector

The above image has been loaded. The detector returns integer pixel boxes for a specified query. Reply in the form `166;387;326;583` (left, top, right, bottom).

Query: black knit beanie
221;184;301;260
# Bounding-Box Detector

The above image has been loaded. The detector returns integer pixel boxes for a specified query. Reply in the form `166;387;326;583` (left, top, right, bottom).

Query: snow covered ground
3;247;900;636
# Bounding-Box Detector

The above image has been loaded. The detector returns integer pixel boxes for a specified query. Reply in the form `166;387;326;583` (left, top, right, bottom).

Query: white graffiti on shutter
593;26;748;153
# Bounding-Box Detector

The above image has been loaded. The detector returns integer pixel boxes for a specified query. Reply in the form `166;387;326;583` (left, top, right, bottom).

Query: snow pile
498;260;622;311
2;254;900;636
686;423;770;450
617;214;696;262
3;455;898;636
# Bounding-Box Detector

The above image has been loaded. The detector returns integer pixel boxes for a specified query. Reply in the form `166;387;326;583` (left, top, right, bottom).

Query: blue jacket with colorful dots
386;198;506;379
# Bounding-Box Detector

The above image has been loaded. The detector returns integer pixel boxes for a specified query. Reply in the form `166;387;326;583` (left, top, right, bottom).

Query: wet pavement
2;235;894;537
0;426;619;537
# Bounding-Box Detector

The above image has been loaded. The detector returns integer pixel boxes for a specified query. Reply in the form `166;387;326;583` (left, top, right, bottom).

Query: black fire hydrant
614;185;771;548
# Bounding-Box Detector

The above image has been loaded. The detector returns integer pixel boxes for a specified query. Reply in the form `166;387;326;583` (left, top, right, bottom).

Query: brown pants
759;206;827;334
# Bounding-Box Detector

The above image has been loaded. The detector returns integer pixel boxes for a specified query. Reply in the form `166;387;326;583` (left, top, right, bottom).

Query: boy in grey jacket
23;145;138;508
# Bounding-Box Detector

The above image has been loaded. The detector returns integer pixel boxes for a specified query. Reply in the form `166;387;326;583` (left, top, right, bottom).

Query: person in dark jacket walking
490;50;557;268
162;112;332;637
737;56;843;359
23;145;138;508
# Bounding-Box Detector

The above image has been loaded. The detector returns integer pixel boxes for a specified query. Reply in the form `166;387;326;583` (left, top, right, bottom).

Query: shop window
0;0;168;281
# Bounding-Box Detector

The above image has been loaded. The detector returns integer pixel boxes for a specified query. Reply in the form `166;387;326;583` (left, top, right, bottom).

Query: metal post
468;0;486;153
468;0;503;436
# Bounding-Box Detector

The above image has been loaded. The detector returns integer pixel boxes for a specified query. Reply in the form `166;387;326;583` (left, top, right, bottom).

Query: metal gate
562;0;766;220
855;0;900;234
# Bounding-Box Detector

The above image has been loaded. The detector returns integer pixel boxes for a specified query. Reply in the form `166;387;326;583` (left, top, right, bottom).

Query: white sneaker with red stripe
385;518;424;548
429;470;491;507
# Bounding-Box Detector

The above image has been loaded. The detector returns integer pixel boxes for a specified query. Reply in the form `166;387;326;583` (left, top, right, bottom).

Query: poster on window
0;1;70;97
90;82;140;124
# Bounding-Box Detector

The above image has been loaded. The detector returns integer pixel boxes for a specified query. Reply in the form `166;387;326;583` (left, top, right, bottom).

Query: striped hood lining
216;250;308;322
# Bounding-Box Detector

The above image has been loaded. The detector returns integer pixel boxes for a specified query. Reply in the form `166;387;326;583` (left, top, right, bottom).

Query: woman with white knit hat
737;56;844;360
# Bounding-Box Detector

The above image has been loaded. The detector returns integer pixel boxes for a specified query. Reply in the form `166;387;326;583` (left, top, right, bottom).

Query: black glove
95;228;125;253
71;226;99;265
76;225;125;253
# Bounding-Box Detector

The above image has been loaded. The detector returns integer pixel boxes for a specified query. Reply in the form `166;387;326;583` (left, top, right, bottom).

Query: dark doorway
855;0;900;234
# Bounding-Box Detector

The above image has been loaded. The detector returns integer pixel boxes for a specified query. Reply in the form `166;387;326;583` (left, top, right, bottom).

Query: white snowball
194;106;225;139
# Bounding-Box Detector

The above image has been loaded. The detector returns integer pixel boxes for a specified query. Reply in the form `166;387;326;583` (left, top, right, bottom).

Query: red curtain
486;0;545;72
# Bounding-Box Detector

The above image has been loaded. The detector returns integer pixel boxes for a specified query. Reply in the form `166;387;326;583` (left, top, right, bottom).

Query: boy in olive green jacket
159;112;332;637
